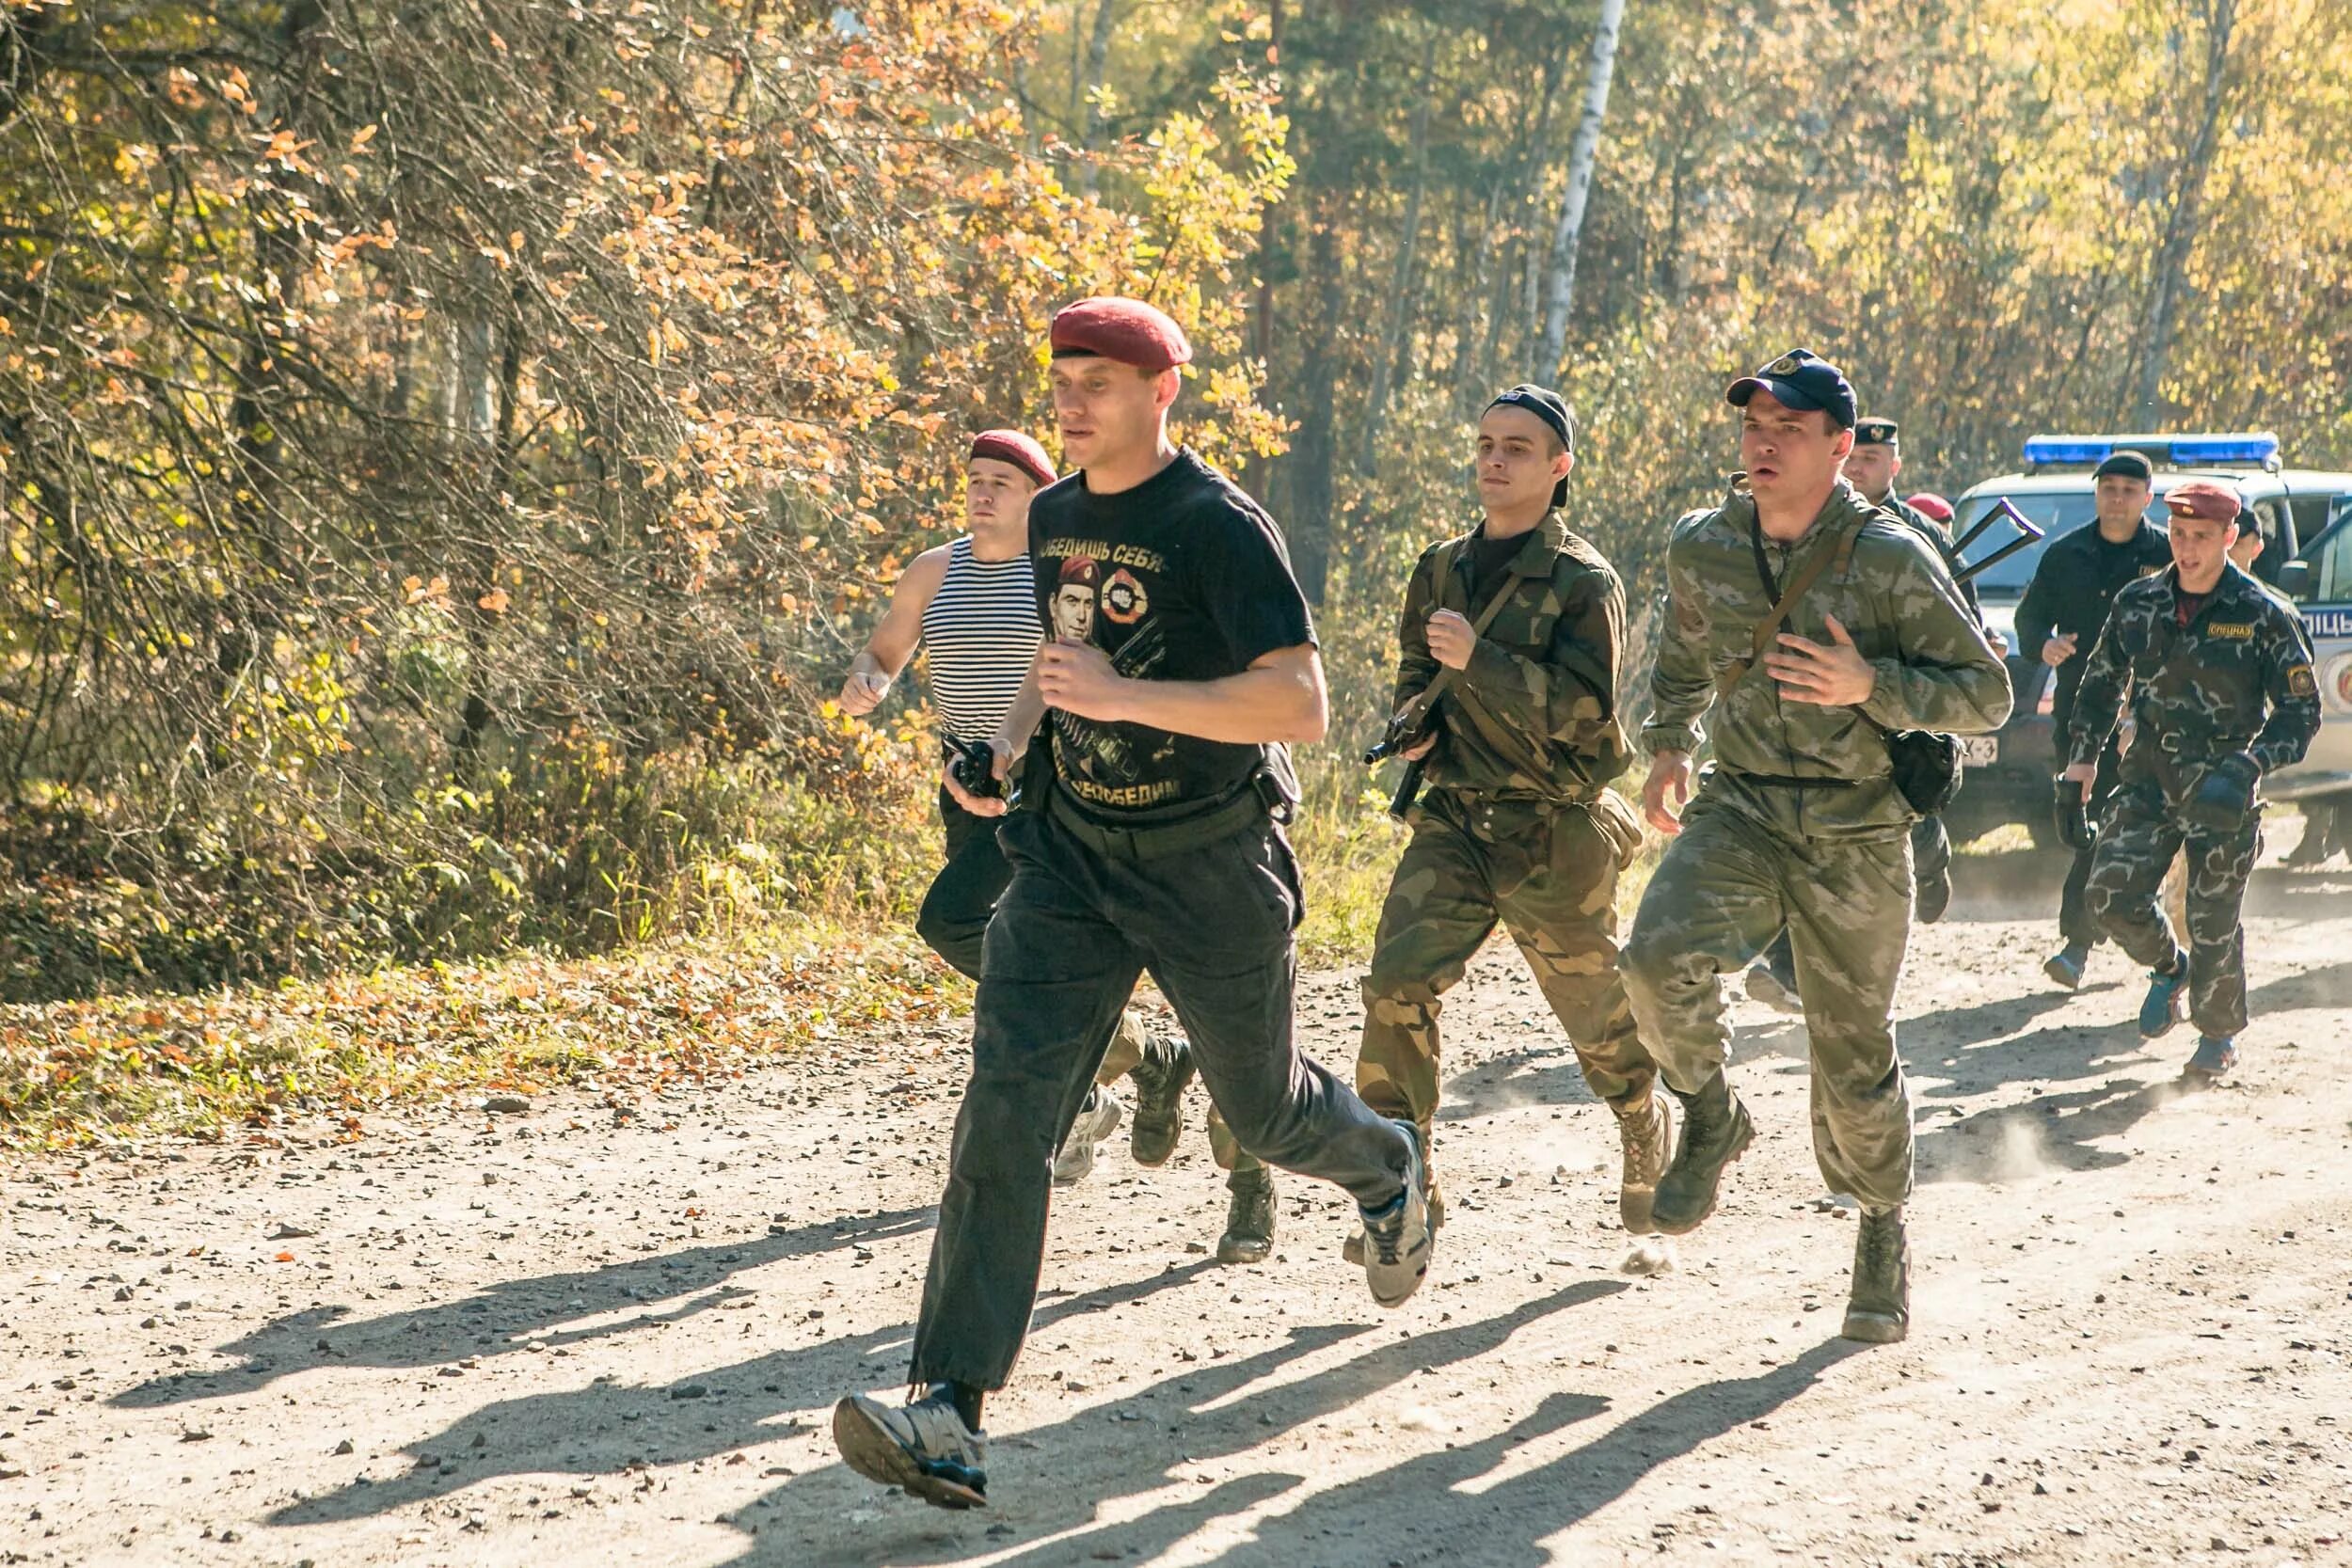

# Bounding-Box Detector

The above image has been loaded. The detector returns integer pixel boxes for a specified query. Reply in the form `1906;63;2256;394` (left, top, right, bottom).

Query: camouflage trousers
2086;783;2262;1038
1357;788;1656;1190
1620;797;1915;1212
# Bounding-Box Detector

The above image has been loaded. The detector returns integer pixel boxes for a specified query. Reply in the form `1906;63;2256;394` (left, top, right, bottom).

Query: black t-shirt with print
1028;449;1316;821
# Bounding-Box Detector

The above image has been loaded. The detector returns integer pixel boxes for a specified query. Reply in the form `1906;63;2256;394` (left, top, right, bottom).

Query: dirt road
6;849;2351;1567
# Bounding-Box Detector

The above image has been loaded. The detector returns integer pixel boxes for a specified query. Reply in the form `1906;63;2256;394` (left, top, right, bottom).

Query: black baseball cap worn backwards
1485;384;1576;508
1726;348;1858;430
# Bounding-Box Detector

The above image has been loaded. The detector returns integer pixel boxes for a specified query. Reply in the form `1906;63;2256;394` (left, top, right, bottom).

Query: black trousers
2060;737;2124;949
914;789;1011;981
907;802;1411;1392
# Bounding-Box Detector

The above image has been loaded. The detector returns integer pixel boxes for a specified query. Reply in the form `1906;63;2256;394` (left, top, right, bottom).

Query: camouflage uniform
1358;515;1655;1188
1620;481;2011;1209
2069;562;2321;1037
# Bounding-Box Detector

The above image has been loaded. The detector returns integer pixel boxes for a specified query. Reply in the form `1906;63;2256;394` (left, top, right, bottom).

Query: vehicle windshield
1951;489;2164;595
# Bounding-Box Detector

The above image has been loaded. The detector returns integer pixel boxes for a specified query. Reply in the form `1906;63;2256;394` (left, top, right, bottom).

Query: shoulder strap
1394;533;1529;727
1714;516;1858;700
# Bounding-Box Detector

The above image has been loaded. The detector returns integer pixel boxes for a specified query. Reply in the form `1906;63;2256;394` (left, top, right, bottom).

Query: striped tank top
920;535;1042;742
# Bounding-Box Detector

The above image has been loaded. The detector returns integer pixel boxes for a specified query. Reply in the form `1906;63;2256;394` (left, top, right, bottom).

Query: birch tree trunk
1534;0;1626;378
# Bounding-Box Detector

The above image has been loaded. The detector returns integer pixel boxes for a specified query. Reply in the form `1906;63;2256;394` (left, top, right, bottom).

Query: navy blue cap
1726;349;1858;430
2093;450;2153;483
1484;384;1576;508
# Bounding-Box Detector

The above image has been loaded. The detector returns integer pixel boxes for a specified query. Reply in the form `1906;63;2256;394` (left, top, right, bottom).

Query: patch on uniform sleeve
2286;663;2318;698
2206;622;2255;639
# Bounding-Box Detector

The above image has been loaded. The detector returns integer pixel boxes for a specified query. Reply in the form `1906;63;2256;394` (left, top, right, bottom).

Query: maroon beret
2164;480;2243;525
1049;297;1192;372
967;429;1055;488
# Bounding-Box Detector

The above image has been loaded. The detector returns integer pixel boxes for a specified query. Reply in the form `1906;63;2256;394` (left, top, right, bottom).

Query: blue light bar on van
2021;436;2113;467
2169;433;2279;467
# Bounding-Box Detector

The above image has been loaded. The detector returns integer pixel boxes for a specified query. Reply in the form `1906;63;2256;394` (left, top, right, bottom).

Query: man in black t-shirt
830;298;1432;1512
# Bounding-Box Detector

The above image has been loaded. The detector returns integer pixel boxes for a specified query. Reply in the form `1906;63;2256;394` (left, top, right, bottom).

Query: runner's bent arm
1851;543;2013;736
2064;602;2134;768
1036;641;1327;745
1391;547;1443;713
1460;567;1624;750
839;546;949;713
1641;526;1716;757
2249;610;2323;776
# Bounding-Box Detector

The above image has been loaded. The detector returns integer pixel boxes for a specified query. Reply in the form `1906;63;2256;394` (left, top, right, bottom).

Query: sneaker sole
831;1400;987;1511
1838;1308;1909;1344
1651;1112;1755;1237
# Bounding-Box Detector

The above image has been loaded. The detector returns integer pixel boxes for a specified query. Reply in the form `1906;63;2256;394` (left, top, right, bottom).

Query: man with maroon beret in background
831;297;1433;1511
2066;478;2321;1082
835;430;1200;1192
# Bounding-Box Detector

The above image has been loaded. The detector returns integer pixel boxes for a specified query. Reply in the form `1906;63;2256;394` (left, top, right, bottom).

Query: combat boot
1615;1092;1673;1235
1650;1072;1754;1236
1913;863;1952;926
1125;1033;1195;1167
1215;1164;1275;1264
833;1388;988;1509
1840;1204;1911;1344
2137;949;2188;1039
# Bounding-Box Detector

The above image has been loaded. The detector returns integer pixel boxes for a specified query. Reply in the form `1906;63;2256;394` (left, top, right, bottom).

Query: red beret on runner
1905;492;1954;523
1049;297;1193;372
967;429;1056;488
2164;480;2243;525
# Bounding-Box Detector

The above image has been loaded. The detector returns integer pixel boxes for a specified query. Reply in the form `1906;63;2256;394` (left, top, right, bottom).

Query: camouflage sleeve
1461;566;1622;751
1392;546;1442;714
2250;605;2323;775
2065;599;2134;767
1853;534;2013;736
1641;522;1715;755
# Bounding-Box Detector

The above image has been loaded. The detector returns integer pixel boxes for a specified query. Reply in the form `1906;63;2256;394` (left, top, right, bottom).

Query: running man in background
836;429;1199;1191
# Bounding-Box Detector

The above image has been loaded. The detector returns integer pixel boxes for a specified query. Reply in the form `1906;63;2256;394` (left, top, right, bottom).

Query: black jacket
2015;518;2174;730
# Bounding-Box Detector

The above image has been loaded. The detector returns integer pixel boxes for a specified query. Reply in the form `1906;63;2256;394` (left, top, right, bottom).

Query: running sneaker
832;1390;988;1509
1050;1087;1123;1187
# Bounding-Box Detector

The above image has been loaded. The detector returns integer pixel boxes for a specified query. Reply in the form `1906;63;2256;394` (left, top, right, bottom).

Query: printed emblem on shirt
1102;567;1149;626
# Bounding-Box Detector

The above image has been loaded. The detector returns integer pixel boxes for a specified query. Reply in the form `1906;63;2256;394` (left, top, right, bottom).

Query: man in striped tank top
836;431;1208;1194
834;299;1432;1511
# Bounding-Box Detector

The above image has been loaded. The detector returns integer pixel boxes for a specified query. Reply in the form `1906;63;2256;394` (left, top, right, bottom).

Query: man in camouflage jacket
2065;479;2320;1081
1619;350;2011;1345
1356;386;1665;1243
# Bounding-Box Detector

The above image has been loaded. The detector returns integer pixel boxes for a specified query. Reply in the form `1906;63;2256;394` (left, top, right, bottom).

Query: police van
1943;432;2352;847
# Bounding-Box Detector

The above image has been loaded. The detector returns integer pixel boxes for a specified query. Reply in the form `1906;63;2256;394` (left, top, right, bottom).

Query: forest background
3;0;2348;1134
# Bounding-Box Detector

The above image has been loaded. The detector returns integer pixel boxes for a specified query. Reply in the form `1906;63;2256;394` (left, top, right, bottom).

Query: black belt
1721;768;1859;790
1046;784;1267;863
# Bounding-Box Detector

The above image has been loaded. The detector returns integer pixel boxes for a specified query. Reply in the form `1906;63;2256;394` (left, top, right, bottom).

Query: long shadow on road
724;1277;1632;1567
269;1257;1223;1528
114;1205;936;1411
